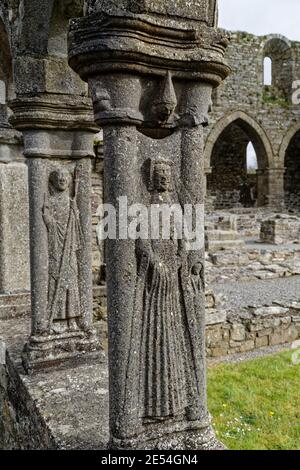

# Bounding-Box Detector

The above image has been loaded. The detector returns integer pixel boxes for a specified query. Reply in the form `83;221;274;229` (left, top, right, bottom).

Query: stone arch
205;111;273;168
279;121;300;165
279;122;300;211
261;34;294;99
205;111;273;209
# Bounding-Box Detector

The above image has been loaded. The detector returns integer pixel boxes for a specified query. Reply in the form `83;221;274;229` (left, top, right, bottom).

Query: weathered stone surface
86;0;217;24
253;306;289;317
0;317;109;450
6;0;104;374
69;0;228;450
19;146;104;374
0;162;30;294
206;309;227;326
260;215;300;245
0;293;30;320
205;213;245;253
231;324;246;342
255;336;269;348
270;326;299;346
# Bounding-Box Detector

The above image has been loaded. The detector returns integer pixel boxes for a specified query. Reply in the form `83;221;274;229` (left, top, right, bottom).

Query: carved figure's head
49;169;71;192
191;261;203;277
152;160;172;193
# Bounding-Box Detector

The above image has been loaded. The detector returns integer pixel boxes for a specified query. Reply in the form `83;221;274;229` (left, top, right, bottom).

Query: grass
262;86;289;108
207;351;300;450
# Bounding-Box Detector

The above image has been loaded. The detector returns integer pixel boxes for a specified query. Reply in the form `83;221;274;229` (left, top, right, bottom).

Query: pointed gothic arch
205;111;273;209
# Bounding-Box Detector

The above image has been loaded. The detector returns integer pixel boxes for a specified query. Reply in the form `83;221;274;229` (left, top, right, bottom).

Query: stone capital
69;4;230;85
9;94;98;134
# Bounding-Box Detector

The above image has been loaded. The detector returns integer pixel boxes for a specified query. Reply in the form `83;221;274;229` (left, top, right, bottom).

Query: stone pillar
0;126;30;295
10;93;104;374
256;169;267;207
265;168;285;211
69;0;229;449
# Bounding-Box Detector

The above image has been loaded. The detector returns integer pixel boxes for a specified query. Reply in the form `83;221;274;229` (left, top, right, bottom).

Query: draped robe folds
125;190;188;422
124;190;206;429
46;193;83;324
138;235;188;419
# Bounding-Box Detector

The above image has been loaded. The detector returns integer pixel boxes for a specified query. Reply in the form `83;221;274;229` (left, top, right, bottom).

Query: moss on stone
262;86;289;109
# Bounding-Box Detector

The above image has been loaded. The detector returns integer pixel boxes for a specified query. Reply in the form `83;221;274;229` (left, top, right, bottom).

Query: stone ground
212;274;300;310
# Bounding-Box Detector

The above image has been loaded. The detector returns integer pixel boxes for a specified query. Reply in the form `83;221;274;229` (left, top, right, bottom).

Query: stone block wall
206;244;300;284
260;214;300;244
0;341;56;449
206;303;300;358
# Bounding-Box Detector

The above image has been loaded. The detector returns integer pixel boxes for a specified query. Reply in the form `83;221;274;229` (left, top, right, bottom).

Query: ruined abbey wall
204;31;300;211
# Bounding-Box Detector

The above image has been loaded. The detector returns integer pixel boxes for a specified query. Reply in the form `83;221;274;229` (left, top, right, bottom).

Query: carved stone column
10;91;104;374
69;0;229;449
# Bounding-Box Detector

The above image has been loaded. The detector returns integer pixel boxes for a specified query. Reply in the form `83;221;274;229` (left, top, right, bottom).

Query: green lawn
207;351;300;450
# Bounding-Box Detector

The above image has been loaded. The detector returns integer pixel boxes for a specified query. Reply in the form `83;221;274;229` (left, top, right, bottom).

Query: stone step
211;252;249;266
206;230;240;241
206;239;245;253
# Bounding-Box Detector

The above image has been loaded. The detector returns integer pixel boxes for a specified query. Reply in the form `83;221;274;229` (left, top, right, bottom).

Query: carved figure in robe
125;159;206;431
42;167;83;334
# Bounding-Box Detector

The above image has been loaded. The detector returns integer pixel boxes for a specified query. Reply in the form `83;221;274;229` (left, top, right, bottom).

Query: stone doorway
206;115;270;210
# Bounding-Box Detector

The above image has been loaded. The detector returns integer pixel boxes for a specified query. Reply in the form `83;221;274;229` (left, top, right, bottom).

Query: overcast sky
219;0;300;41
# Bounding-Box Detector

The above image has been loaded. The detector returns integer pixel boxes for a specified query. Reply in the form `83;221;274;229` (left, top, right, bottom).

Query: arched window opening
263;57;272;86
247;142;258;173
263;36;293;100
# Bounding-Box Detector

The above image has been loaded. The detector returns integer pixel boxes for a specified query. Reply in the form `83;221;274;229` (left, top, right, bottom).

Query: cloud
219;0;300;41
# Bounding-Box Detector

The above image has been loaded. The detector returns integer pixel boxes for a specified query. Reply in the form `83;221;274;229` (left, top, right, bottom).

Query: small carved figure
190;261;204;294
43;166;83;334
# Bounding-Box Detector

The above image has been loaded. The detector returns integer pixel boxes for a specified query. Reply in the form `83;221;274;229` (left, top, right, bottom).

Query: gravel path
211;275;300;309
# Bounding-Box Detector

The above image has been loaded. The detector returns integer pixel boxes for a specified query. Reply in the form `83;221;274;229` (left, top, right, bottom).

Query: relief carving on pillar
68;0;229;448
42;164;84;334
125;158;206;431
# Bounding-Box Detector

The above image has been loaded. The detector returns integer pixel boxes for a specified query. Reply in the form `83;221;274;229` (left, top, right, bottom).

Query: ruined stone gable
205;31;300;211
